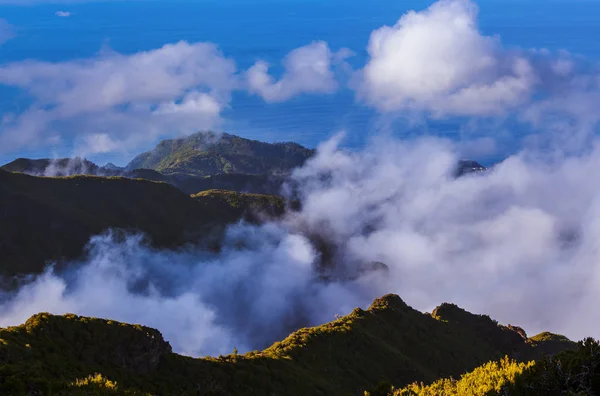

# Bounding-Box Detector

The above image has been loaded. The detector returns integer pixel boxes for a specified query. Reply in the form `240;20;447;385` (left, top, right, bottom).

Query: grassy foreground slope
391;337;600;396
0;169;283;277
0;295;574;396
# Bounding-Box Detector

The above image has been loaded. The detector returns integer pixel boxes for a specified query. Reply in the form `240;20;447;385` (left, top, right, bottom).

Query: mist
2;131;600;356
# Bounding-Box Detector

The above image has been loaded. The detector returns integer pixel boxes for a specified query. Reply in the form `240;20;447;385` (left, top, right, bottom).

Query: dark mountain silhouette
0;169;283;278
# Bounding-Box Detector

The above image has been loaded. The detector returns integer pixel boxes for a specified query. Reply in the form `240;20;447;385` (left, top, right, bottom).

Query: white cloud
154;91;222;117
358;0;536;117
0;41;238;154
55;11;73;17
247;41;343;102
0;227;372;356
0;38;350;157
2;0;600;160
287;134;600;341
0;41;237;115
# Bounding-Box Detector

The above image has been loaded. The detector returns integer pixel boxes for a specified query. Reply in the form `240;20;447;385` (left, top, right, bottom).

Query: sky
1;0;600;166
4;0;600;357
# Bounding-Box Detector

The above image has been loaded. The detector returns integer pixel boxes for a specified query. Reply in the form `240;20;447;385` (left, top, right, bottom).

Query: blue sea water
1;0;600;165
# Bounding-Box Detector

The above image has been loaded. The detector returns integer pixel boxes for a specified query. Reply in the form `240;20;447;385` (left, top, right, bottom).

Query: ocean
1;0;600;165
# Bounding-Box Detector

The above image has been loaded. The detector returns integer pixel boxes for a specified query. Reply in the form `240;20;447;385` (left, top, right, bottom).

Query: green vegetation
0;295;575;396
1;133;313;195
125;132;314;177
0;169;285;277
390;357;534;396
505;337;600;395
380;337;600;396
192;189;285;221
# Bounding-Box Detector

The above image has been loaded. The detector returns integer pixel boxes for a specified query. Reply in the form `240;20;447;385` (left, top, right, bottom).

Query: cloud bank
0;40;346;157
0;41;237;155
4;132;600;356
55;11;73;17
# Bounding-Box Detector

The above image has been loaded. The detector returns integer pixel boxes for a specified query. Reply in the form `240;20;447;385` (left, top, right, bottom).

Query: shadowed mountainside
0;169;283;277
0;294;574;396
1;133;315;195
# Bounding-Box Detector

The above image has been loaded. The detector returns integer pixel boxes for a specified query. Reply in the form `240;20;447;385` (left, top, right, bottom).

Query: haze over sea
1;0;600;166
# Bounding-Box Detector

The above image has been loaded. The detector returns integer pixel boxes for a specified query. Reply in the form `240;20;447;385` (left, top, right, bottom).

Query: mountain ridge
1;134;487;197
0;294;575;395
125;131;315;177
0;132;315;196
0;169;284;277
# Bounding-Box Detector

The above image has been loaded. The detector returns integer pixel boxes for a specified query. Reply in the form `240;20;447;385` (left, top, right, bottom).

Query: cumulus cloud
0;41;237;154
247;41;345;102
55;11;73;17
0;39;352;157
289;134;600;342
357;0;537;117
2;0;598;159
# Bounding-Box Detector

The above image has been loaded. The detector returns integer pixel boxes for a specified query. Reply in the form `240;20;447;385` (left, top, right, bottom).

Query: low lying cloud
55;11;73;17
0;227;377;357
247;41;345;103
3;132;600;356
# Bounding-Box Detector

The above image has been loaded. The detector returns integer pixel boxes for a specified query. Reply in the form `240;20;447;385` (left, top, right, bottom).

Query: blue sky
1;0;600;166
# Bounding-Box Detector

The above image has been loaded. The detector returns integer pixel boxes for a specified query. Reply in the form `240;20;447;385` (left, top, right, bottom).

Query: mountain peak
125;131;315;177
0;296;576;395
369;294;411;312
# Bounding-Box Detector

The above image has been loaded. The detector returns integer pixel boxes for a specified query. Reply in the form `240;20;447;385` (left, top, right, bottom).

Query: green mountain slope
125;132;314;177
0;295;574;396
1;133;313;195
0;169;283;277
